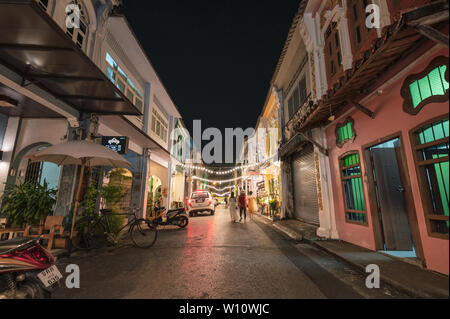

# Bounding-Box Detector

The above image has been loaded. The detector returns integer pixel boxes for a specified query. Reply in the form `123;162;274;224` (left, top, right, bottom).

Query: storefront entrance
292;143;319;225
366;137;416;257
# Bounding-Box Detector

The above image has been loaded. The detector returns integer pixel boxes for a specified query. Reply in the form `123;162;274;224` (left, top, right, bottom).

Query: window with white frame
65;0;89;50
287;74;309;120
105;52;144;113
34;0;50;12
151;108;168;143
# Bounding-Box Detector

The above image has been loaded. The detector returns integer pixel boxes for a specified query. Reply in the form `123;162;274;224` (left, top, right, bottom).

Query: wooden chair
0;218;6;229
24;216;64;250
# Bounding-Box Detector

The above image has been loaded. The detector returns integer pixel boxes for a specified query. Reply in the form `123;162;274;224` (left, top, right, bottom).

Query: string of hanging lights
210;191;231;197
180;162;260;175
191;175;247;184
206;185;235;192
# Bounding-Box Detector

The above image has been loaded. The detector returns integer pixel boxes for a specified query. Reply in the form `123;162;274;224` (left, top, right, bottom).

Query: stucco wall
325;47;449;275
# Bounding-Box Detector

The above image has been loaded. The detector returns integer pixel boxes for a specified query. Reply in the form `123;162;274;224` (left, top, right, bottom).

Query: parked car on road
187;190;215;217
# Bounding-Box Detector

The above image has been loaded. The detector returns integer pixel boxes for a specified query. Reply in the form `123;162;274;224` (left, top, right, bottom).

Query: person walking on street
238;191;247;223
229;192;239;223
247;191;257;221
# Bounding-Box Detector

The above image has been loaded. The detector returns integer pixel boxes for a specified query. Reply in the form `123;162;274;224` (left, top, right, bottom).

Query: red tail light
188;199;192;207
4;243;54;269
209;199;212;205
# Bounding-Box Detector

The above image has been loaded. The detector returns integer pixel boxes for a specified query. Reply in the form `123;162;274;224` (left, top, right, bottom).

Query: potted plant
1;181;57;228
269;199;280;217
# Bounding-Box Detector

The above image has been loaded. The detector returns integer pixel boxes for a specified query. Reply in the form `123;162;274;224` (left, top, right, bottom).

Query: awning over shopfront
98;115;171;162
295;0;449;132
0;0;142;116
0;82;64;118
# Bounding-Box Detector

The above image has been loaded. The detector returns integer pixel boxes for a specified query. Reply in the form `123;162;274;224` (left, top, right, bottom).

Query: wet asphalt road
54;206;410;299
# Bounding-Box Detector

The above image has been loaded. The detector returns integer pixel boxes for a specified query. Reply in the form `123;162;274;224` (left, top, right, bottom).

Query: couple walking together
229;191;257;223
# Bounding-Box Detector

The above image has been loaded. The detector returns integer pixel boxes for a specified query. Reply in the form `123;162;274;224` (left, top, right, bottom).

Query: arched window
339;152;367;225
65;0;89;50
24;146;61;191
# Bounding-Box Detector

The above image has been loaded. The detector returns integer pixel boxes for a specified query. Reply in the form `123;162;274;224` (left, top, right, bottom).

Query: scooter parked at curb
150;207;189;229
0;238;62;299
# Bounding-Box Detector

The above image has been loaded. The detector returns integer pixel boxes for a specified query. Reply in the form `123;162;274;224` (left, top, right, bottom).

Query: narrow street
54;206;409;299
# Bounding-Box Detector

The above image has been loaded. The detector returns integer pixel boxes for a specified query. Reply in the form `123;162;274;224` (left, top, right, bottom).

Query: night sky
122;0;300;136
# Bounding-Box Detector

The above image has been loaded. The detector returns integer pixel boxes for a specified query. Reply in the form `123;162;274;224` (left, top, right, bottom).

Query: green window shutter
440;66;449;91
409;81;422;108
338;120;355;145
408;65;449;109
418;76;432;101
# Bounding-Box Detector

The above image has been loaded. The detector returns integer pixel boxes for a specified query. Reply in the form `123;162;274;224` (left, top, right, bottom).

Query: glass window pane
105;65;115;83
156;121;161;136
116;79;125;93
424;161;449;216
418;76;432;101
151;116;156;133
293;88;300;112
429;68;445;95
440;66;449;91
409;81;422;108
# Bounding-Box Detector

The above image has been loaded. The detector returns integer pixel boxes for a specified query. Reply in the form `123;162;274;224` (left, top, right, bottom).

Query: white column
314;128;339;239
167;161;173;209
0;117;20;197
140;149;150;219
337;7;353;71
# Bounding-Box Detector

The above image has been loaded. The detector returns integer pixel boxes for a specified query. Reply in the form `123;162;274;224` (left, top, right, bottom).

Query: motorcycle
150;207;189;228
0;238;62;299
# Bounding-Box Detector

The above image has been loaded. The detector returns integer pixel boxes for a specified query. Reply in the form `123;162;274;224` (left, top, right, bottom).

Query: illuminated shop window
336;117;356;148
411;117;449;238
402;56;449;115
340;152;367;225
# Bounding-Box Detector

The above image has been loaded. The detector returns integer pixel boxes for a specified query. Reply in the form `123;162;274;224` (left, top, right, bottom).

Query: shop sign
101;136;129;155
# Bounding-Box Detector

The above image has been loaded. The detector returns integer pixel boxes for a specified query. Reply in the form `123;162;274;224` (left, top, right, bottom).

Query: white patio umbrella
27;140;132;240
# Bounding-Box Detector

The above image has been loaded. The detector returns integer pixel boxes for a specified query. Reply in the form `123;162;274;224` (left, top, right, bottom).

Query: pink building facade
326;46;449;275
292;0;449;274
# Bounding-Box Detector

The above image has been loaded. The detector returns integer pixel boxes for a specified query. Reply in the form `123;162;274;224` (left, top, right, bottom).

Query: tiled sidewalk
255;214;449;299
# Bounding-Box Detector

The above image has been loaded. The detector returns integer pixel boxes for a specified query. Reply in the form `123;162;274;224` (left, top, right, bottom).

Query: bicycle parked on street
72;206;157;250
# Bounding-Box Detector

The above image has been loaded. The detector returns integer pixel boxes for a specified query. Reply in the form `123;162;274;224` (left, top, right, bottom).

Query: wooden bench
0;218;25;241
24;216;64;250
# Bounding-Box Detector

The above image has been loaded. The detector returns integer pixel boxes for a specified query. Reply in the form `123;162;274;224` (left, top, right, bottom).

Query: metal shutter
292;144;320;225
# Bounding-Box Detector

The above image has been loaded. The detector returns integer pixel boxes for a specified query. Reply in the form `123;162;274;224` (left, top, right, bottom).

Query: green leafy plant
269;199;280;213
1;181;57;226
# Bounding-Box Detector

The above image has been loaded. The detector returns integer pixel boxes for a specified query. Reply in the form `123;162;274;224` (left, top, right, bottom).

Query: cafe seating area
0;216;69;251
0;218;25;242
